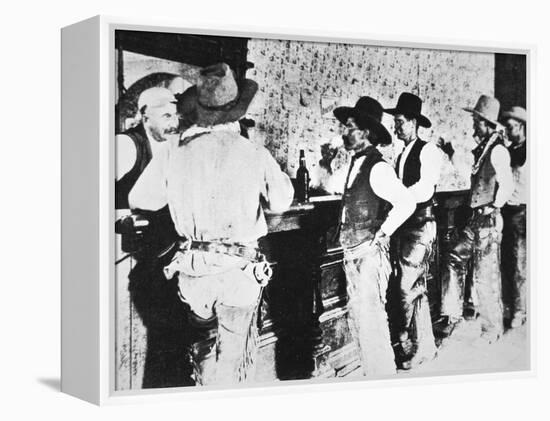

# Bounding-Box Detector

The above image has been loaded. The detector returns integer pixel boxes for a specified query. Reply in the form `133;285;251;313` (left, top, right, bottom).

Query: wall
495;53;527;110
117;42;496;191
117;51;199;129
246;39;495;191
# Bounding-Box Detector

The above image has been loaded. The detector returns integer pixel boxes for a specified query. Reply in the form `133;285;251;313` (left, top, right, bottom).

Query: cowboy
501;106;527;328
164;63;294;385
384;92;441;369
333;97;415;376
440;95;513;342
115;87;194;388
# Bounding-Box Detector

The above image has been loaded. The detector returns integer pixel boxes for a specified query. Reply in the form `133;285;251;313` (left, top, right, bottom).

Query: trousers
391;220;437;359
441;209;504;336
501;205;527;319
343;239;396;377
166;250;263;386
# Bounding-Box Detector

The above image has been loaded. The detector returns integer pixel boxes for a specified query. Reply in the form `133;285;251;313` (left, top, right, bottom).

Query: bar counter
115;191;471;388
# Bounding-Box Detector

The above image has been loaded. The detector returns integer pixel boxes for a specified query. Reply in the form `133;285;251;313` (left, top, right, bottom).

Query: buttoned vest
339;147;387;248
396;139;435;209
469;136;504;209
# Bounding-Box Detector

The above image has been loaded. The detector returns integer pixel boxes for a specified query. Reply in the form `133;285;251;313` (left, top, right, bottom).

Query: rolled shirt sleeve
370;161;416;236
491;143;514;208
260;148;295;213
407;142;442;203
115;134;137;181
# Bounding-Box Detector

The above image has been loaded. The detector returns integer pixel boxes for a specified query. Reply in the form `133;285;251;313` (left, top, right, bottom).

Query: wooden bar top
265;195;341;233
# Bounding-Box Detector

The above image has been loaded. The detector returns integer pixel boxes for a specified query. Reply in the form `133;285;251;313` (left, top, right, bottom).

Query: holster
402;204;435;229
164;240;272;286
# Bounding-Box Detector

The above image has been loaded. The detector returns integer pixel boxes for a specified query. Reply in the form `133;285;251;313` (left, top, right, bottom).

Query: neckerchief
178;121;241;147
471;132;502;175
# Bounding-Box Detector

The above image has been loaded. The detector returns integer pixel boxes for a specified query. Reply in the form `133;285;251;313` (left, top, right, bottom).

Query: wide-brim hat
177;63;258;127
333;96;392;145
384;92;432;128
501;106;526;124
463;95;500;127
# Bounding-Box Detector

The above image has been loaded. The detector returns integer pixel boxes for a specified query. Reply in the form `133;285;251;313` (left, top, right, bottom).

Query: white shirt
346;156;415;236
166;126;294;244
490;144;514;208
507;144;527;206
115;134;137;181
115;129;178;211
398;139;442;203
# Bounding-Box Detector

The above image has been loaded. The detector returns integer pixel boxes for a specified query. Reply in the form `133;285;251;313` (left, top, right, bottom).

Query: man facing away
384;92;442;369
115;87;194;387
333;97;415;376
440;95;513;343
501;106;527;328
164;63;294;386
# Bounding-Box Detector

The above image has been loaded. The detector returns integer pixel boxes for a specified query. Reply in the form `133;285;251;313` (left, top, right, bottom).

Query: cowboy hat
177;63;258;127
384;92;432;128
501;106;526;123
333;96;392;145
463;95;500;127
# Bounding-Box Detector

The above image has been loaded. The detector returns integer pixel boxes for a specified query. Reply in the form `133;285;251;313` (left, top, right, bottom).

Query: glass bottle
296;149;310;203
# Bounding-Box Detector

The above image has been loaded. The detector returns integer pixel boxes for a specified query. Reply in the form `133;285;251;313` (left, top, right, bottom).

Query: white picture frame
61;15;534;405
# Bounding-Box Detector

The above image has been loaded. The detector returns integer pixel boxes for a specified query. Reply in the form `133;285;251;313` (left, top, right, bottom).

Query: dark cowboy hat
333;96;392;145
384;92;432;128
177;63;258;127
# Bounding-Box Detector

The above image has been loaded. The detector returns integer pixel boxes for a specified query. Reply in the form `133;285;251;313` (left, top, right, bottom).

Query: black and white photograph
6;0;550;417
113;28;528;391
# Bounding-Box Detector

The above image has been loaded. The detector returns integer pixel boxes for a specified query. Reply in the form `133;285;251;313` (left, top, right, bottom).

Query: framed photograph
61;15;532;405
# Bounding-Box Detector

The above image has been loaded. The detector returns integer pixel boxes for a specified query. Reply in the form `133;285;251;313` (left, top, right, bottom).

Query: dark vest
469;136;504;209
115;124;178;258
396;139;435;208
509;142;526;168
115;124;152;209
339;147;387;248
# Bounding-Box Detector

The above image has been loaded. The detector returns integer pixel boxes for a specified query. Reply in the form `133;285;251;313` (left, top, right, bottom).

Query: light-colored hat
167;76;193;96
501;106;527;123
463;95;500;127
177;63;258;127
137;87;177;112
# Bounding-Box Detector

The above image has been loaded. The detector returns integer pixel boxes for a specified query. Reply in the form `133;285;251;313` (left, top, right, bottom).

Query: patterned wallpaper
119;43;495;191
246;39;495;191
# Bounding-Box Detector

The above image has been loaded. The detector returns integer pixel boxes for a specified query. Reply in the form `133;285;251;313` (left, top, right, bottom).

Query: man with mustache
116;87;193;388
500;106;527;328
440;95;513;343
333;97;415;376
384;92;441;369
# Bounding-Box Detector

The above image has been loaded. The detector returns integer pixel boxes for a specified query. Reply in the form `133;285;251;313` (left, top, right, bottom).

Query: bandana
471;132;503;175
